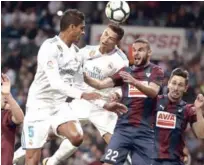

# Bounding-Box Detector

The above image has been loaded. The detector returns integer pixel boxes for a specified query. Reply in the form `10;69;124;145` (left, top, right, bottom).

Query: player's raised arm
191;94;204;138
1;74;24;124
40;42;100;100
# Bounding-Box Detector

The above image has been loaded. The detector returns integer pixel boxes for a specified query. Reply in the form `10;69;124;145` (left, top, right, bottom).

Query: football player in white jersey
21;9;127;165
41;24;130;165
13;24;129;165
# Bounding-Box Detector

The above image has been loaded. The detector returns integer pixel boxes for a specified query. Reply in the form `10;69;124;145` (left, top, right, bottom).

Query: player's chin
171;94;181;100
134;60;141;66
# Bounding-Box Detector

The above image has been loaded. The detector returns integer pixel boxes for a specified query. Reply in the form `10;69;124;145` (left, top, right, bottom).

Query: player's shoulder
150;63;164;73
38;36;60;59
115;47;128;61
185;103;194;110
44;36;58;45
72;44;80;53
40;36;59;50
150;63;162;70
80;45;98;51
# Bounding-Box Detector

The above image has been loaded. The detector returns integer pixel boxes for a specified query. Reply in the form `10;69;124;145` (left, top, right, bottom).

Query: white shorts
22;103;80;149
69;99;118;136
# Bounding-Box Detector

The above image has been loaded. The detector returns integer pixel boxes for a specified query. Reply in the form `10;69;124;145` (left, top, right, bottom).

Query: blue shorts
153;159;184;165
102;125;155;165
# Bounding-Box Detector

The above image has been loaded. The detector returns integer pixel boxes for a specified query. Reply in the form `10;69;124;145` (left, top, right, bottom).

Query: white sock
13;146;26;164
47;139;78;165
127;154;132;164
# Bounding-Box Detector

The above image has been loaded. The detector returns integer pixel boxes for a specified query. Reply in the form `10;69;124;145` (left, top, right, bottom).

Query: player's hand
103;102;128;116
194;94;204;110
81;92;102;100
183;155;191;165
119;71;136;85
1;73;11;95
182;147;191;165
109;92;121;102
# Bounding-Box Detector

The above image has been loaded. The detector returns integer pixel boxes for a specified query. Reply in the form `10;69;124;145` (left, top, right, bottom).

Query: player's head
132;38;151;67
60;9;85;42
99;24;124;53
168;68;189;102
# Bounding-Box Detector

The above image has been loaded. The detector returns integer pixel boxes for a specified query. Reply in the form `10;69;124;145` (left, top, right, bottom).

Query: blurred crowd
1;1;204;165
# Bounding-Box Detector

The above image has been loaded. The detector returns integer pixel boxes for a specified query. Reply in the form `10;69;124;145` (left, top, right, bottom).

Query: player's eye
178;83;185;87
171;81;176;85
110;37;115;42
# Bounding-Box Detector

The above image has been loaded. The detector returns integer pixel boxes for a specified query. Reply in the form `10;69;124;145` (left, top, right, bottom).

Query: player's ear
167;79;171;88
184;85;188;93
70;24;76;30
148;49;152;57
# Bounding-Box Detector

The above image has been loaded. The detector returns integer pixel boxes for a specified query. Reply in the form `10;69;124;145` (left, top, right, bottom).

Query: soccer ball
105;1;130;24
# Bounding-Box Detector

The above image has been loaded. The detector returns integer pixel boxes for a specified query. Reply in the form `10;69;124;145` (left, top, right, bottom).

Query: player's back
26;36;81;110
77;45;129;95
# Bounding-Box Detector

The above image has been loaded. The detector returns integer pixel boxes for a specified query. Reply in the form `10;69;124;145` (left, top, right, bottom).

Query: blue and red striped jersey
110;63;164;129
154;95;197;160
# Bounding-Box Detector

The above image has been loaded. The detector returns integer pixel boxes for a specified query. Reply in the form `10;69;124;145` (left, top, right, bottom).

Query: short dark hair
170;68;189;85
60;9;85;31
108;24;124;41
133;38;150;50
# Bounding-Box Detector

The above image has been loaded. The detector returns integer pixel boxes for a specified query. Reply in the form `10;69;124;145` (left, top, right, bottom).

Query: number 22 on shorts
105;149;119;162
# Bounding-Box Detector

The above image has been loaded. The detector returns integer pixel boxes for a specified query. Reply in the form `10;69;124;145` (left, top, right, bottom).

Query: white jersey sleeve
38;41;83;99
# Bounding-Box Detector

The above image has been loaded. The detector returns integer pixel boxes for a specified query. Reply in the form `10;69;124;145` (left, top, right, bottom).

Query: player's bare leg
25;149;41;165
42;121;83;165
103;132;112;144
43;133;111;165
57;120;83;147
13;131;57;165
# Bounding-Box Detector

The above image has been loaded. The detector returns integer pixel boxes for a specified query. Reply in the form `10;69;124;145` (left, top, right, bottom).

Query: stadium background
1;1;204;165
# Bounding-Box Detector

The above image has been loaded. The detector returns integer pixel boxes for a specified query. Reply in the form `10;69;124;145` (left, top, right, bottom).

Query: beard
134;54;148;67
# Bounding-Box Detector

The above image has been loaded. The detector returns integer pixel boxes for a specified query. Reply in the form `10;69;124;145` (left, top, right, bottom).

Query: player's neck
59;33;72;47
99;47;114;55
167;93;182;103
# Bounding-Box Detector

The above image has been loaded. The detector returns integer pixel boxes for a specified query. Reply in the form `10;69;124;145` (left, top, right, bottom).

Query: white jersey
77;45;129;97
26;36;84;109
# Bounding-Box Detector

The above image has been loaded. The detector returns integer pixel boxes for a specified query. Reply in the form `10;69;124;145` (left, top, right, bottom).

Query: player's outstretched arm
83;72;115;89
192;94;204;138
1;74;24;124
